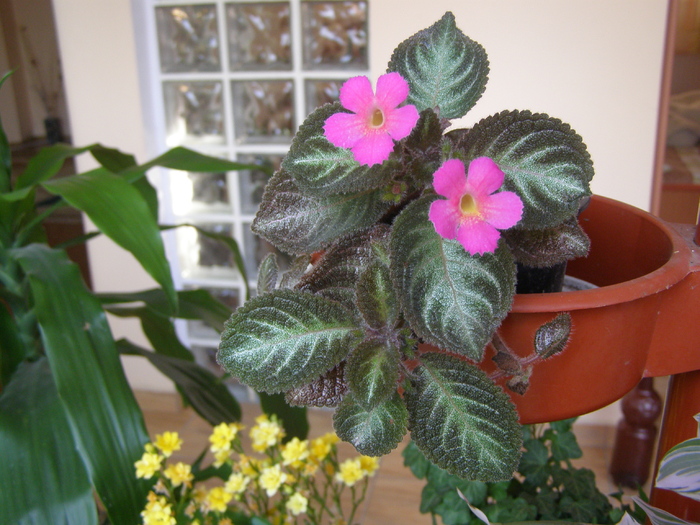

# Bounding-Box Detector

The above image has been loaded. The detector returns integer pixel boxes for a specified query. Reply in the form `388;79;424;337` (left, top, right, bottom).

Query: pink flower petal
480;191;524;229
429;199;461;239
432;159;469;200
465;157;505;196
375;72;410;110
457;219;501;256
385;104;420;141
323;112;367;149
339;76;376;114
350;133;395;166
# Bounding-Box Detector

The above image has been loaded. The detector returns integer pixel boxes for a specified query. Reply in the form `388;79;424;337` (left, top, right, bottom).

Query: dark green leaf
43;168;176;312
282;103;397;196
0;71;12;191
0;359;97;525
333;391;408;456
402;440;432;480
13;244;150;524
503;217;590;267
252;169;392;255
534;313;572;359
15;143;95;189
258;391;309;441
119;340;241;425
0;296;26;387
406;353;522;481
388;12;489;119
218;289;363;392
519;438;550;486
257;253;279;295
391;195;516;360
90;145;137;172
346;338;400;409
356;260;399;330
451;110;594;229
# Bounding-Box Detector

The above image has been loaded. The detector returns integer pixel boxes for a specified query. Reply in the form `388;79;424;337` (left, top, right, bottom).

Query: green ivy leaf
282;103;397;196
356;260;399;330
391;195;516;361
451;110;594;229
252;169;391;255
333;391;408;457
388;12;489;119
406;353;522;481
217;289;363;393
519;438;550;486
346;339;400;409
402;440;432;480
550;426;583;461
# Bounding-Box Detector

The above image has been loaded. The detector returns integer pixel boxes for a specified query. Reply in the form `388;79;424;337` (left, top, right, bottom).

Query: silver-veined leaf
632;497;692;525
346;339;400;409
388;11;489;120
406;353;522;481
656;431;700;502
391;195;516;361
217;289;363;392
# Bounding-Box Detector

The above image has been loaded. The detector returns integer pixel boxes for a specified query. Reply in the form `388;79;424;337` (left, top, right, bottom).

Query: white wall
52;0;671;424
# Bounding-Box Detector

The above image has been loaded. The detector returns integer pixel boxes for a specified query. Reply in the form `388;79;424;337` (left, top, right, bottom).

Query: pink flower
428;157;523;256
323;73;420;167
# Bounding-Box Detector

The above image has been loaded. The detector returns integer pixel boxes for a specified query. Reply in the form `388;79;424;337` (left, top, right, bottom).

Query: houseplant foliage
218;11;594;482
0;70;306;525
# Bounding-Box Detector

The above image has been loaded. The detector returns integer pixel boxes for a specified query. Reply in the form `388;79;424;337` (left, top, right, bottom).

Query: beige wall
52;0;671;424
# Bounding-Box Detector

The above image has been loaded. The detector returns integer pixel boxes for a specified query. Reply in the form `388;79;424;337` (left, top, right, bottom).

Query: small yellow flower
237;454;260;478
250;416;285;452
209;422;243;453
285;492;308;516
302;460;319;477
140;492;176;525
225;472;250;494
310;437;332;462
163;462;194;487
336;458;364;487
213;448;232;468
259;464;288;497
359;455;379;477
154;431;182;458
206;486;233;513
281;437;309;467
135;451;163;479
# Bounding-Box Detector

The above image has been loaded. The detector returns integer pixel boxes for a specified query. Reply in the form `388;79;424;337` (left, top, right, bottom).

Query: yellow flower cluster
134;417;379;525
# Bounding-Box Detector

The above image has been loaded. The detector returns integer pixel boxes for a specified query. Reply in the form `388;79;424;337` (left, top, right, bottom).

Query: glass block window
143;0;369;396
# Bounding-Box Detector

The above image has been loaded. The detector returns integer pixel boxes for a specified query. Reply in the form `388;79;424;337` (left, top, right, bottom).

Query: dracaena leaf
282;103;397;196
346;339;401;409
450;110;594;229
252;169;392;255
503;217;590;267
406;353;522;481
388;12;489;120
391;195;516;361
333;391;408;457
217;289;363;393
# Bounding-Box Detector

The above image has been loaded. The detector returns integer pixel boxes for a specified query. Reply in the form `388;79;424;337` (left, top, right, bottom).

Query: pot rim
511;194;692;313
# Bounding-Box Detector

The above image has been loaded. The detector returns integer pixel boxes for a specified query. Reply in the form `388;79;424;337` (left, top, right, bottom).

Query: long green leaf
406;353;522;481
218;289;363;392
15;143;96;190
13;244;150;525
0;358;97;525
391;195;516;361
43;168;176;312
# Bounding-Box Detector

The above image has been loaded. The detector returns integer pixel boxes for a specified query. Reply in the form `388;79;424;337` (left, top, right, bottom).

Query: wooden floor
135;391;651;525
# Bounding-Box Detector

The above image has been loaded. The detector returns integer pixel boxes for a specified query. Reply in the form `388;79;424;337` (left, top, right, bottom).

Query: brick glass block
187;287;239;339
231;80;294;143
304;78;345;114
155;4;220;73
237;154;283;215
170;170;230;215
163;81;225;146
177;223;236;278
227;3;292;71
301;1;368;70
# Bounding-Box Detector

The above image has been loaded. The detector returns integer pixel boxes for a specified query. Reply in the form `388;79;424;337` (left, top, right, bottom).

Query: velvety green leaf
503;217;590;267
13;244;150;525
534;313;572;359
258;392;309;441
279;254;311;289
656;435;700;501
282;103;397;196
356;260;399;330
257;253;279;295
406;353;522;481
391;195;516;360
285;363;348;408
0;359;97;525
218;289;363;392
119;340;241;425
43;168;176;312
388;12;489;119
346;338;400;409
15;143;95;190
252;169;392;255
333;391;408;456
451;110;594;229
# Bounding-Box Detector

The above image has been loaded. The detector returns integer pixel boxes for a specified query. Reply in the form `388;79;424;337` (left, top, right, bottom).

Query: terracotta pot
476;194;700;424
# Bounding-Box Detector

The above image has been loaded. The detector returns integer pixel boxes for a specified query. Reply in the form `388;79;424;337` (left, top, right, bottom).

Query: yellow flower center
460;193;479;216
371;108;384;128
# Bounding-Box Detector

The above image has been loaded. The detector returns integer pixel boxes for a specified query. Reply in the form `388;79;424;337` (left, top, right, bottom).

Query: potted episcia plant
217;11;596;482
